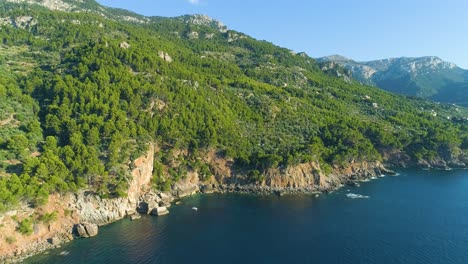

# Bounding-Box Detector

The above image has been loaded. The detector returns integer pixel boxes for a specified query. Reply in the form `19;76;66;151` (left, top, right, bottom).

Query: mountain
318;55;468;106
0;0;466;200
0;0;468;259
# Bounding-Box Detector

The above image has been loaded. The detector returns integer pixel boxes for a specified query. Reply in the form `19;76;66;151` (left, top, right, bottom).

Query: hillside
318;55;468;106
0;0;467;212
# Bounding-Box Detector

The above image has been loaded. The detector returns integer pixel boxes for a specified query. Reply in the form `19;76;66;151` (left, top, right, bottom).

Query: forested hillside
0;0;467;212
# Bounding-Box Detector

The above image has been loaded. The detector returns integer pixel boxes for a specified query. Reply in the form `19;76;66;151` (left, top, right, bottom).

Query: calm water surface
26;169;468;264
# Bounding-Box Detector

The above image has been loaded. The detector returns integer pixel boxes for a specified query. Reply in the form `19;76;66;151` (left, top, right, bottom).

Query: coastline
0;161;395;263
2;159;468;263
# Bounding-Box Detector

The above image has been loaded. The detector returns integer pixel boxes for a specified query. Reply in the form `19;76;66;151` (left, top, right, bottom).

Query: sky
96;0;468;68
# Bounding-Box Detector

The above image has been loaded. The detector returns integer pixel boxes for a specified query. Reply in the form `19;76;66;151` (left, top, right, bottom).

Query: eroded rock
74;223;98;238
84;223;98;237
120;41;130;49
150;207;169;216
74;224;88;238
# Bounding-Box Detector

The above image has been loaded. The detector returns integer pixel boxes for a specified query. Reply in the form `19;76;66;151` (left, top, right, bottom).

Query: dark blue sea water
26;169;468;264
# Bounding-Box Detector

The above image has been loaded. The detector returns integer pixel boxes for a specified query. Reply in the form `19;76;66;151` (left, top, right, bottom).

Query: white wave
346;193;369;199
59;251;70;256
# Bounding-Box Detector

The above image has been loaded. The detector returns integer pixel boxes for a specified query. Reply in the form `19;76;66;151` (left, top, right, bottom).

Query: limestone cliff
0;146;395;263
383;148;468;170
0;144;159;262
193;151;392;194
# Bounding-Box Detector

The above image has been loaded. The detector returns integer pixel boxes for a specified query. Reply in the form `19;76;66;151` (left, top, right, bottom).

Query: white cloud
188;0;200;4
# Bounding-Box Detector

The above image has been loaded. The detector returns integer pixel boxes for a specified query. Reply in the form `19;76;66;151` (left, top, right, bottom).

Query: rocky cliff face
0;147;403;263
267;160;392;191
383;148;468;170
196;152;393;195
128;144;155;200
178;14;228;33
1;140;463;263
0;144;162;262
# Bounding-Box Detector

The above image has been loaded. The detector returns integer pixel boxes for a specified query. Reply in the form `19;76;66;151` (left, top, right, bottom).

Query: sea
26;169;468;264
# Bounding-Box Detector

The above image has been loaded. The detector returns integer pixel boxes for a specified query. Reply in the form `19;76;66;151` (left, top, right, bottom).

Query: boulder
150;207;169;216
147;200;160;212
74;223;99;238
75;224;88;238
84;223;98;237
130;214;141;221
159;193;173;204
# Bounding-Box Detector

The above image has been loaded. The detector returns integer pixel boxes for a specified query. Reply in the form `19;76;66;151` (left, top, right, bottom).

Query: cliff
0;144;165;262
1;145;462;263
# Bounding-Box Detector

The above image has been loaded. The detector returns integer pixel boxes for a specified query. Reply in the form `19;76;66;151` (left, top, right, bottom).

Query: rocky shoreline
1;161;398;263
0;158;464;263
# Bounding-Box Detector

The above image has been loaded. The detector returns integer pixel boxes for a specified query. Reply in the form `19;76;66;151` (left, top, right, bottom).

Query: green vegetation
5;236;16;244
18;218;34;235
319;56;468;106
38;211;58;224
0;1;467;210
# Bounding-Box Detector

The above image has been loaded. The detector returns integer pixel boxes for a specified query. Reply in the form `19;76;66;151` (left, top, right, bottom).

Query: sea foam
346;193;369;199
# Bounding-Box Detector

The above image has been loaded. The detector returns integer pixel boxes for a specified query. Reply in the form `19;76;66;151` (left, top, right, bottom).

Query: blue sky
97;0;468;68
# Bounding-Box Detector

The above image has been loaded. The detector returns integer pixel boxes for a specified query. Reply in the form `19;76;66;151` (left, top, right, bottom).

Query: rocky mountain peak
317;54;466;103
178;14;228;33
4;0;94;12
376;56;458;74
318;54;352;63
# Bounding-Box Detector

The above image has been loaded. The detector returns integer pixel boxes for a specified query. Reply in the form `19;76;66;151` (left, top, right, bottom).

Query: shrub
39;211;58;224
198;163;212;181
18;218;33;235
5;236;16;244
248;170;264;183
161;179;172;192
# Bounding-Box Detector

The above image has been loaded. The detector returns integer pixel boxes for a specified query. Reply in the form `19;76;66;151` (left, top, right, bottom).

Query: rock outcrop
384;148;467;170
128;144;155;200
158;51;173;63
74;223;98;238
173;171;200;198
0;145;160;262
137;192;163;214
120;41;130;49
150;207;169;216
179;14;228;33
72;193;137;225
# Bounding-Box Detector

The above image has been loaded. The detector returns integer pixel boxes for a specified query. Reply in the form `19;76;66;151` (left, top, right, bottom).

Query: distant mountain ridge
318;55;468;106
